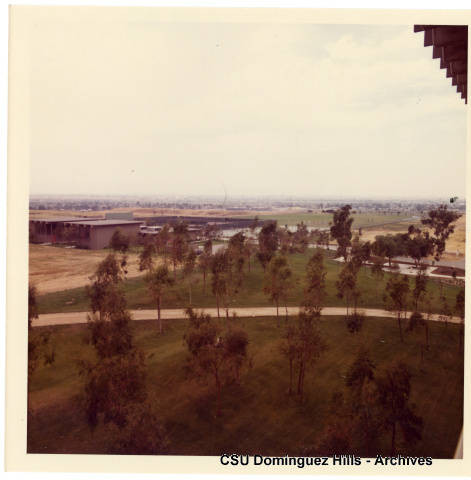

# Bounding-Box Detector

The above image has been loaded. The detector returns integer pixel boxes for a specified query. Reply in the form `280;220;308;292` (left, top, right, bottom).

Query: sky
29;18;467;199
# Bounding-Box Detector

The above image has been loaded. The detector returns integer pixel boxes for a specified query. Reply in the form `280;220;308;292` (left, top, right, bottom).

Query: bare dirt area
29;244;145;294
360;215;465;261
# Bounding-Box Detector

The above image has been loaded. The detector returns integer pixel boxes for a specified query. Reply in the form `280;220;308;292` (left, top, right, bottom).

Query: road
32;306;462;328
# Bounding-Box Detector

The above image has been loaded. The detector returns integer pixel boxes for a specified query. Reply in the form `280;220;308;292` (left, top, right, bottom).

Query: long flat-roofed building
29;217;143;249
63;219;143;249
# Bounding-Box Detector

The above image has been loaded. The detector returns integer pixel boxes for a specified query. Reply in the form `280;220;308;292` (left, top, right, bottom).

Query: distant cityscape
29;194;466;215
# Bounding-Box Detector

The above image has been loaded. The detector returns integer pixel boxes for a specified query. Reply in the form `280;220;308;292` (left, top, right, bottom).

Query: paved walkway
32;306;462;328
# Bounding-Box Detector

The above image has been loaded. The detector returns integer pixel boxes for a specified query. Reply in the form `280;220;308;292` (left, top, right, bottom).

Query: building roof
30;217;91;223
68;219;143;227
414;25;468;103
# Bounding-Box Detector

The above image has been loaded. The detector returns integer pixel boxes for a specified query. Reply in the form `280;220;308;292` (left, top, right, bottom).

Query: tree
279;323;297;395
139;241;156;272
257;221;279;271
145;265;175;334
372;234;406;267
210;250;228;319
303;251;327;318
28;283;55;415
293;310;326;400
384;275;409;343
184;308;249;416
263;254;293;326
293;222;309;253
182;247;198;305
405;227;434;268
336;261;363;332
330;205;353;261
170;221;189;277
421;205;461;261
198;239;213;292
107;400;169;454
155;224;171;266
86;253;128;321
375;362;423;455
210;248;244;320
109;228;130;253
81;255;147;431
345;348;381;456
371;256;385;296
411;264;428;312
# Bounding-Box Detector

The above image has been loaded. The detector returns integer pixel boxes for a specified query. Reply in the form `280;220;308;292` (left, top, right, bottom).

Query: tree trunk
189;281;192;306
276;300;279;327
216;296;220;319
285;304;289;323
203;271;206;292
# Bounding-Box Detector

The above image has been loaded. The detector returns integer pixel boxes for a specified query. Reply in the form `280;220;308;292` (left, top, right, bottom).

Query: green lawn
37;250;462;315
28;315;463;457
239;212;412;228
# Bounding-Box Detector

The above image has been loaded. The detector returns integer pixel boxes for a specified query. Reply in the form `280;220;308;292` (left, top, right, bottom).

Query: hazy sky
29;19;467;199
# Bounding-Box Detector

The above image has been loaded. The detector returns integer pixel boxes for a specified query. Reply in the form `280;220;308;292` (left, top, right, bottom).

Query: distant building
29;217;143;250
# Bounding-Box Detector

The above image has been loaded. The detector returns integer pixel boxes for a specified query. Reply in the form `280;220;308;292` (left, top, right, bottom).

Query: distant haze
29;20;466;199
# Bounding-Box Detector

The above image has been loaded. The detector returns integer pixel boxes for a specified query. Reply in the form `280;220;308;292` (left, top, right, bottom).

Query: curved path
32;307;461;328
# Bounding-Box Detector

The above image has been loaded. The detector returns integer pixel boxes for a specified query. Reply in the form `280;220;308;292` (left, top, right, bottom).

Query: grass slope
28;315;463;457
37;250;462;315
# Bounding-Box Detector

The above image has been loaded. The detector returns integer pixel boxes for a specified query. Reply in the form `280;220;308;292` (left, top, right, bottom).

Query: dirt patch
29;244;147;294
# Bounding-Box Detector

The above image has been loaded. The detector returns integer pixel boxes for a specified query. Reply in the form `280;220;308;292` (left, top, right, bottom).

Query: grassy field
28;315;463;457
36;250;462;315
239;212;412;228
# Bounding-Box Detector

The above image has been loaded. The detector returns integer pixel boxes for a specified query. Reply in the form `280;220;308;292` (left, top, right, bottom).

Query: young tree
210;250;228;319
182;247;198;305
184;308;249;416
345;348;381;456
279;323;297;395
170;221;189;277
330;205;353;260
411;264;428;312
375;362;423;455
336;261;363;333
81;255;147;431
109;228;130;253
28;284;55;415
263;254;293;326
405;227;434;268
384;275;410;342
145;265;175;334
198;239;213;292
293;310;326;400
155;224;171;266
210;248;244;320
139;241;156;272
421;205;461;261
293;222;309;253
371;256;385;296
257;221;279;271
303;251;327;318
